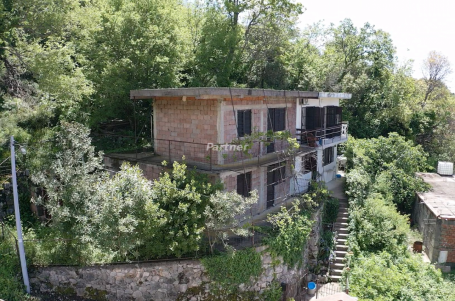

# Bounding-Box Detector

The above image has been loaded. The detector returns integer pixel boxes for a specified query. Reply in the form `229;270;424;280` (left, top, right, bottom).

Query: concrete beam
130;88;352;100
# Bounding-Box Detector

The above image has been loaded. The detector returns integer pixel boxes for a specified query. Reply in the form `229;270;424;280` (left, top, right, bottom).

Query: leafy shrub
323;197;339;224
348;252;455;301
348;194;409;255
204;190;258;253
261;281;283;301
264;201;313;268
345;133;430;213
373;166;430;213
95;163;164;261
201;248;262;292
0;227;38;301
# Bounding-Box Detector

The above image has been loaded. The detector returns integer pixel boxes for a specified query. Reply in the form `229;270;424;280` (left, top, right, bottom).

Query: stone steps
330;198;351;283
331;269;343;276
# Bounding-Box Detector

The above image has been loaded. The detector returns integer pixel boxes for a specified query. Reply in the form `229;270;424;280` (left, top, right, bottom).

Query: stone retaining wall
30;208;322;300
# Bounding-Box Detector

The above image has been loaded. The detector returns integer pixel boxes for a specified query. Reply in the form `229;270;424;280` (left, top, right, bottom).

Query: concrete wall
104;157;164;181
31;208;324;301
413;196;455;265
413;199;440;263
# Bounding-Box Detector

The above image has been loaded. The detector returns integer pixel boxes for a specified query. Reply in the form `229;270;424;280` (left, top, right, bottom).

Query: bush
345;133;430;214
323;198;339;224
264;201;313;268
348;194;410;255
0;228;38;301
201;248;262;293
348;252;455;301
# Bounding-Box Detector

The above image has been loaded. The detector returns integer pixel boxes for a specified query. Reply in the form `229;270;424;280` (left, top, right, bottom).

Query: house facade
105;88;351;216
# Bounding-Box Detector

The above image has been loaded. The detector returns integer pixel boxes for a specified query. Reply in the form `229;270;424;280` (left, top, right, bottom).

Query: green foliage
323;197;339;224
318;230;335;262
86;0;190;124
205;190;258;252
94;163;164;261
147;160;212;257
29;122;104;242
348;194;410;255
348;252;455;301
344;133;454;300
0;225;38;300
345;133;430;212
261;281;283;301
201;248;262;293
264;201;313;268
300;181;331;211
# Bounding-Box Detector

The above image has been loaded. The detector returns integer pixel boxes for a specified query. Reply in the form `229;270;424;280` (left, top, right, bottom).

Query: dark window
326;106;343;138
237;171;252;197
237;110;252;137
267;108;286;132
323;147;334;166
336;107;343;125
326;106;338;127
268;163;286;185
305;107;324;130
267;163;286;208
303;154;318;180
267;108;286;153
303;154;317;174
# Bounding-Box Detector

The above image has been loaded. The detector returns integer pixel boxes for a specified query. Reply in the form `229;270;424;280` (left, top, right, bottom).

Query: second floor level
130;88;351;169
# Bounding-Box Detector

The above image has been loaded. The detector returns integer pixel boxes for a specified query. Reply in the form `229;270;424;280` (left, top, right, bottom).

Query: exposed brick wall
220;168;262;215
440;223;455;263
154;98;219;164
221;99;297;164
220;160;292;215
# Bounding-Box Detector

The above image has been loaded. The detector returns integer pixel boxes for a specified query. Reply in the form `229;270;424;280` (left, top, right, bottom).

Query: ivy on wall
201;248;262;293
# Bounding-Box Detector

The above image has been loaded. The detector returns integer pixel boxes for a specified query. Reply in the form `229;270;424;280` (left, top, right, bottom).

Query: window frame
237;110;252;137
237;171;252;197
323;147;334;166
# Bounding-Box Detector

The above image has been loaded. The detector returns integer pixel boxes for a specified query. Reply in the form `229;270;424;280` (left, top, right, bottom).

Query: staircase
330;199;349;282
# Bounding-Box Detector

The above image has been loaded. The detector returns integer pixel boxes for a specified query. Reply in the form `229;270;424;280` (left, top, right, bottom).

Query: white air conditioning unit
437;161;454;176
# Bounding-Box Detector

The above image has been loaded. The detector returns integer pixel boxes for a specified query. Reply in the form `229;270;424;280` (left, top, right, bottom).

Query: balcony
105;137;316;173
296;122;348;148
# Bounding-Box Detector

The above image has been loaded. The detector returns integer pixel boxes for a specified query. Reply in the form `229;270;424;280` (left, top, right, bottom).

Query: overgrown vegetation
201;248;262;293
344;134;455;301
264;202;313;268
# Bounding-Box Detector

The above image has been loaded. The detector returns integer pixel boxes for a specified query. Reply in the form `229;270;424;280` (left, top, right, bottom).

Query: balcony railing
296;122;348;147
105;136;314;172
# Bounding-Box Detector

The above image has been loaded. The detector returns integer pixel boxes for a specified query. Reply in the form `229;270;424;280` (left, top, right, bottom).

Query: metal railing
296;122;348;147
105;135;299;171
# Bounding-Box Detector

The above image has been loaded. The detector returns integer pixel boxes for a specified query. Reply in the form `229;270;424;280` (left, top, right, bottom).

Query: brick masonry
440;223;455;263
413;197;455;265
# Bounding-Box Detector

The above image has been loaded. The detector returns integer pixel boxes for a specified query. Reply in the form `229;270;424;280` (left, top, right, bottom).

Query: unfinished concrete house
413;172;455;266
104;88;351;216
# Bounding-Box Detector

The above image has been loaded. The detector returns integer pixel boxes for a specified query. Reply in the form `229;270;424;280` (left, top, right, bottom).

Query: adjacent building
413;172;455;266
105;88;351;216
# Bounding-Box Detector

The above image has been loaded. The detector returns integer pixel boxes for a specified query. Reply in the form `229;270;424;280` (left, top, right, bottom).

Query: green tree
147;160;214;257
95;163;164;260
85;0;191;124
205;189;258;252
29;122;104;241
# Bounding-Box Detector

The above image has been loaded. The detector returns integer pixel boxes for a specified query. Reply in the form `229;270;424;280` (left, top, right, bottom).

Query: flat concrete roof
416;173;455;220
130;87;352;100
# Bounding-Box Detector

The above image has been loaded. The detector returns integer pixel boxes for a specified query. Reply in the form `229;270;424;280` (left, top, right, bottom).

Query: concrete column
317;148;323;182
